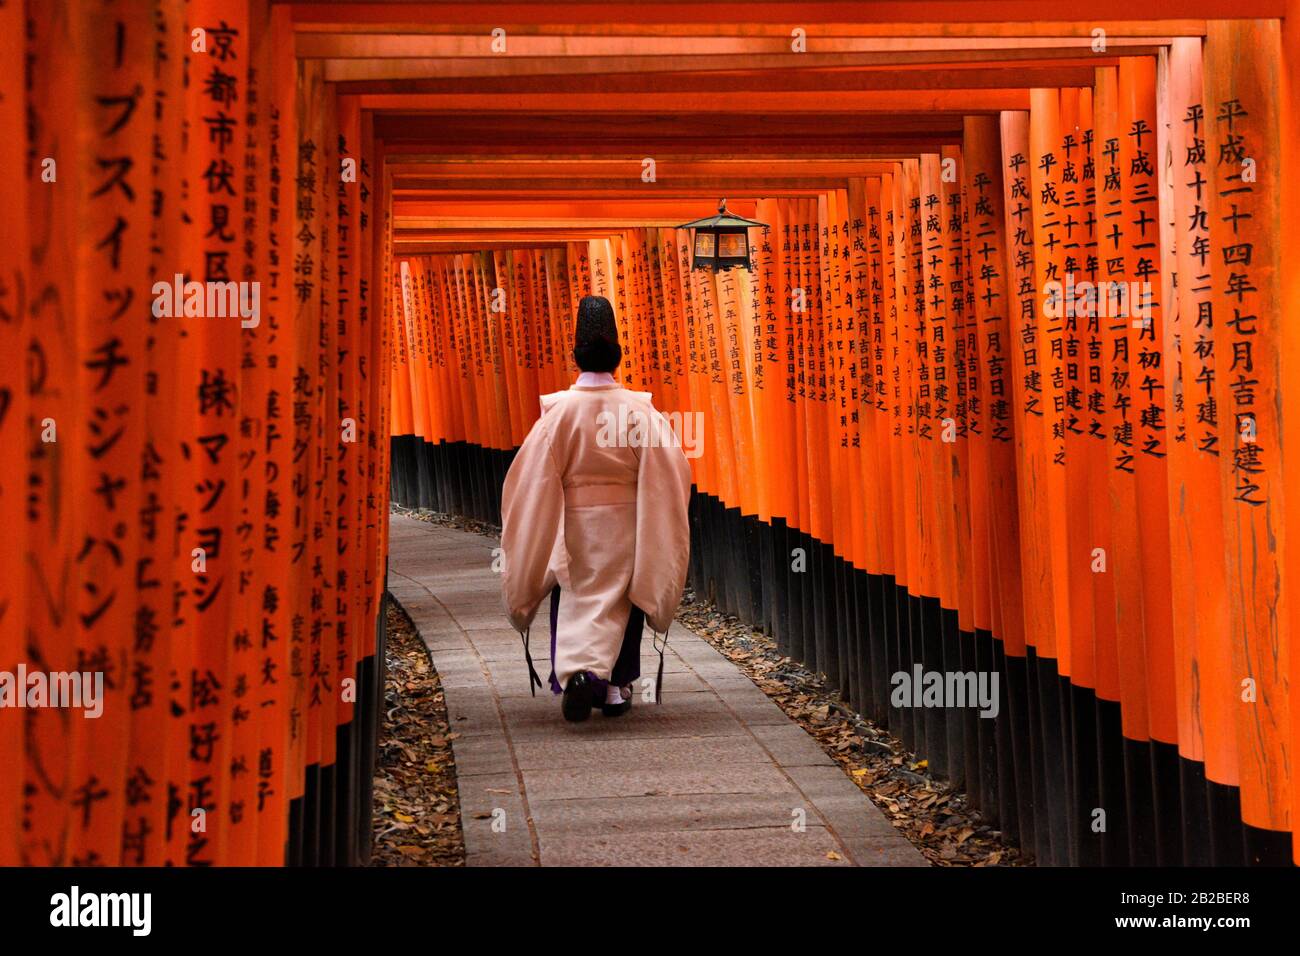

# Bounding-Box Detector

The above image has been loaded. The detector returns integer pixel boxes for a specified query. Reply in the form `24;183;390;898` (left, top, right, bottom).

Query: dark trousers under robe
548;584;643;697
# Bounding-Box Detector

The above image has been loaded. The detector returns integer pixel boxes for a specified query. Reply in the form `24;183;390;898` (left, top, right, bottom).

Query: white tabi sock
604;684;624;705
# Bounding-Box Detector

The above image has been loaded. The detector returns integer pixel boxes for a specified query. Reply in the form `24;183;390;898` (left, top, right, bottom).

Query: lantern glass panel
694;232;715;258
718;232;747;258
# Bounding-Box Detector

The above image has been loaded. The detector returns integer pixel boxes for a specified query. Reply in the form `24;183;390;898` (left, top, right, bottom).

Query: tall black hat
573;295;622;372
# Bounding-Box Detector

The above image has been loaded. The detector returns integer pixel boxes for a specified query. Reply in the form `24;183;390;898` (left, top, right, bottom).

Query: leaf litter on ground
371;598;466;867
675;587;1027;867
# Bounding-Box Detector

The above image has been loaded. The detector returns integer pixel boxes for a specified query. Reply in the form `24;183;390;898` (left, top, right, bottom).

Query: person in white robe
500;295;692;721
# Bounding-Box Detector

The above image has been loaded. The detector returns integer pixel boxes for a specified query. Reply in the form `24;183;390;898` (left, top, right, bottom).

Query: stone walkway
386;513;926;867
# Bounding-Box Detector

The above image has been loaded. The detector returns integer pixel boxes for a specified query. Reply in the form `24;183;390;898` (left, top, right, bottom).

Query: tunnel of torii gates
1;0;1300;870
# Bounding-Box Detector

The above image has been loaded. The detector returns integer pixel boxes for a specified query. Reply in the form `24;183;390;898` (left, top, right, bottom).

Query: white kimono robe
500;378;692;694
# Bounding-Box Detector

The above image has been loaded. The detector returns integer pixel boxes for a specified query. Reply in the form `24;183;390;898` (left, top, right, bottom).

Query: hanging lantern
677;198;768;272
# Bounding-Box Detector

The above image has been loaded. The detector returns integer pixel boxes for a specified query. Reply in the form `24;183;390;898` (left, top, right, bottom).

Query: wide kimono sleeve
628;406;693;633
500;412;565;632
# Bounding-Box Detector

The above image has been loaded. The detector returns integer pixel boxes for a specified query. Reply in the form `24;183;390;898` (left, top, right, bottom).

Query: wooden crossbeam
398;216;741;228
390;179;854;195
379;148;946;160
380;139;958;154
285;2;1282;28
329;64;1099;93
293;19;1209;38
358;89;1033;111
370;112;966;150
392;191;851;205
394;199;763;218
299;33;1172;57
393;241;574;252
386;157;909;175
324;47;1164;81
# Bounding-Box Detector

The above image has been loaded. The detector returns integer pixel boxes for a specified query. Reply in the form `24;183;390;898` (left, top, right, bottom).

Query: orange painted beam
390;178;856;194
385;158;954;176
333;57;1128;94
395;234;631;247
332;64;1102;96
394;188;836;201
287;2;1281;27
358;89;1034;112
370;113;965;152
384;156;915;172
395;199;760;218
299;33;1171;57
378;138;961;155
399;217;720;229
294;20;1209;38
325;48;1163;81
380;145;955;160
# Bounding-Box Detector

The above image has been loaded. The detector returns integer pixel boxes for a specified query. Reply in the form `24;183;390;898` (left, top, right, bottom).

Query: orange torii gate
383;20;1300;865
1;0;1299;870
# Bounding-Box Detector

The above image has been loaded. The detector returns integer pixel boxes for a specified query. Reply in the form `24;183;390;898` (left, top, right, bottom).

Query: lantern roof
677;199;767;231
